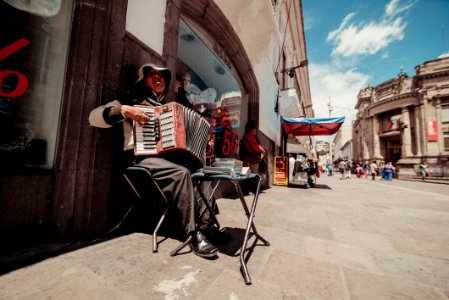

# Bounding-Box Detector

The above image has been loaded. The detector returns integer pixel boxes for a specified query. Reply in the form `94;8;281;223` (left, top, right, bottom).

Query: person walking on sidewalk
370;160;378;180
345;160;353;179
363;163;369;178
327;164;334;176
338;160;347;180
419;161;428;181
355;164;363;178
382;162;394;181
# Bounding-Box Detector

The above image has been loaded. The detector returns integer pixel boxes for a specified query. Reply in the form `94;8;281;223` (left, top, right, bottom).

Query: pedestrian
346;160;352;179
89;63;220;258
338;160;347;180
327;164;333;176
363;163;369;178
383;162;393;181
242;120;265;173
370;160;378;180
355;164;363;178
419;161;428;181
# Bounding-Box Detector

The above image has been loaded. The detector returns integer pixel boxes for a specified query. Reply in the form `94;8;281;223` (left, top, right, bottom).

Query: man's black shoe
201;225;232;245
189;231;218;258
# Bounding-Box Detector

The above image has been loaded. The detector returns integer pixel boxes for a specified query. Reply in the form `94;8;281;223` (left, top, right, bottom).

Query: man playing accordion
89;63;220;258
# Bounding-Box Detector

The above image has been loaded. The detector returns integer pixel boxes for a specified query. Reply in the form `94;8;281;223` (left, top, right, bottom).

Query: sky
302;0;449;127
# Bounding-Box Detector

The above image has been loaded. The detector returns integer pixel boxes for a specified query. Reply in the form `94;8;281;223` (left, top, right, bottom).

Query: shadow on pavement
313;184;332;190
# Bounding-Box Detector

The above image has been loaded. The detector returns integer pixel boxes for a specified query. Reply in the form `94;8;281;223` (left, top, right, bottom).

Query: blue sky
302;0;449;125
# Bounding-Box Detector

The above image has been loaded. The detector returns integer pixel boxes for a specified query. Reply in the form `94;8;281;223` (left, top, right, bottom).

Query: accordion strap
145;97;163;107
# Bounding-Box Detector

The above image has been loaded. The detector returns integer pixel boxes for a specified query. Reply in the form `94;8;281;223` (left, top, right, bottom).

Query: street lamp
278;59;309;78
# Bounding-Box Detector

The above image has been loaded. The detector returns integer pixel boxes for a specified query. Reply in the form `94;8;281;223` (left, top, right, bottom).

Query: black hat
137;63;172;94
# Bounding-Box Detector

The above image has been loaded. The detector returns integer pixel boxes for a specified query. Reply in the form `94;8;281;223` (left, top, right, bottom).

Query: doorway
385;138;402;163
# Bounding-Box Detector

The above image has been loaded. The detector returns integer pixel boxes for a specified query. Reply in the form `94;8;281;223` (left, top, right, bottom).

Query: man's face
145;71;165;94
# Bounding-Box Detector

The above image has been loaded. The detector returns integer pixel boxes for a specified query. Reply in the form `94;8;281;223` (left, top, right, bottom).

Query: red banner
427;120;438;141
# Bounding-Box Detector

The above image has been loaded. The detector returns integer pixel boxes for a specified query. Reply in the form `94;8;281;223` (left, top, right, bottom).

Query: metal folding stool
123;166;169;253
190;172;270;285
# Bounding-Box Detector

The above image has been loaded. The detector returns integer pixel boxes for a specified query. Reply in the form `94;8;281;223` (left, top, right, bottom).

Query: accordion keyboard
134;107;158;154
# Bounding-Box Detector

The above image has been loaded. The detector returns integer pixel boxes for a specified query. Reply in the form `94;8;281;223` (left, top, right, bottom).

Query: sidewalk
1;176;449;299
399;177;449;185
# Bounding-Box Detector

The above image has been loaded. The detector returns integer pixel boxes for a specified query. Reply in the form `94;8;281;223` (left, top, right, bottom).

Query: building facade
353;56;449;178
0;0;311;242
332;126;353;162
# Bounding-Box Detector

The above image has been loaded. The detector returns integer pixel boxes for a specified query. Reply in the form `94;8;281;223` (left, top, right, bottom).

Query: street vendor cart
281;116;345;187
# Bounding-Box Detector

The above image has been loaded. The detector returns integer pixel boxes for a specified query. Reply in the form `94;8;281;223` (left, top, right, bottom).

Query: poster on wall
427;120;438;141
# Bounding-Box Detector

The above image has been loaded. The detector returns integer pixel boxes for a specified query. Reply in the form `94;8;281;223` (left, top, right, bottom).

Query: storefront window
176;19;244;159
0;0;72;168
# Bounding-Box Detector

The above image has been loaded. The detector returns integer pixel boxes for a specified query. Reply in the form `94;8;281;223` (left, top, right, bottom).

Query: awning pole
281;123;286;156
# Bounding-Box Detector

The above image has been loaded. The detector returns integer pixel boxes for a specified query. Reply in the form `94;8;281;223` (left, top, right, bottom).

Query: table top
191;172;259;182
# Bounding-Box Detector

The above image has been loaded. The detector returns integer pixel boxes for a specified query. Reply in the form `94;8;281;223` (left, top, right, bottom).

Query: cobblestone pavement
1;176;449;299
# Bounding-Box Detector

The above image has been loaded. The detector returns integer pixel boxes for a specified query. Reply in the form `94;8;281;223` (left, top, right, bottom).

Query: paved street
1;175;449;299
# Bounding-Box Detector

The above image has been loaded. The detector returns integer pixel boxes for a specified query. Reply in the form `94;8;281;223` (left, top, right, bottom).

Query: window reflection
0;0;72;168
176;20;242;158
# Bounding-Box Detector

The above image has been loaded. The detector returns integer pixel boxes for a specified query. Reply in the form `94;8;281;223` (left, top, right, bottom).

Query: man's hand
121;105;150;126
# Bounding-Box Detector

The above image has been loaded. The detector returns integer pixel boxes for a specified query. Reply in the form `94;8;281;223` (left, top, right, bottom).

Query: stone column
435;98;443;153
363;138;369;161
401;107;412;157
415;104;422;157
420;90;428;156
372;115;383;159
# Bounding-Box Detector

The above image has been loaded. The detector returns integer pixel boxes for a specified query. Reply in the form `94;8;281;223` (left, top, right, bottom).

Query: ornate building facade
352;56;449;178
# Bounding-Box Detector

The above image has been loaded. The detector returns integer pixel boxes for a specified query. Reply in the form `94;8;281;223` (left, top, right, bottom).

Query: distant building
352;56;449;178
333;127;353;162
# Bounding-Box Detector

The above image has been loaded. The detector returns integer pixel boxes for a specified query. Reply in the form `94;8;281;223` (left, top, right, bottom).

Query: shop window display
0;0;72;168
176;20;244;160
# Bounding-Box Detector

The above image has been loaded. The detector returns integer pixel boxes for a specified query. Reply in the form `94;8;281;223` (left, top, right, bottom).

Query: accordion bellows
133;102;211;172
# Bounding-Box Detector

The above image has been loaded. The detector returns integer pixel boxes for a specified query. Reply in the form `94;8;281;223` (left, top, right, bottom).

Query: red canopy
282;117;345;136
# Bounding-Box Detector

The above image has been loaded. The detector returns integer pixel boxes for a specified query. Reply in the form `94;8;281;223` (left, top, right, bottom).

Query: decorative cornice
368;92;415;110
416;70;449;80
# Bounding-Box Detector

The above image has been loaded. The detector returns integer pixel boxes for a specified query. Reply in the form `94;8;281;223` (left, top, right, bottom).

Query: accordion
132;102;211;171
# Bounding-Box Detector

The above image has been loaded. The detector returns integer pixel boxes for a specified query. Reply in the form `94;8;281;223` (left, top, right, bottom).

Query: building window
176;19;243;158
383;114;401;132
444;132;449;151
0;0;73;168
442;105;449;123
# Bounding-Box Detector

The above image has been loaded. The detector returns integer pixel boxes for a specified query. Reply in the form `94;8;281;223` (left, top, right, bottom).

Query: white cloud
385;0;400;17
439;51;449;58
327;0;416;58
303;11;314;31
327;12;357;41
385;0;417;19
329;18;406;58
309;63;370;126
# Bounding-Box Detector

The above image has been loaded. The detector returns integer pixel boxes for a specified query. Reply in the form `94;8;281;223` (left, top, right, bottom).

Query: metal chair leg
170;234;192;257
152;209;168;253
